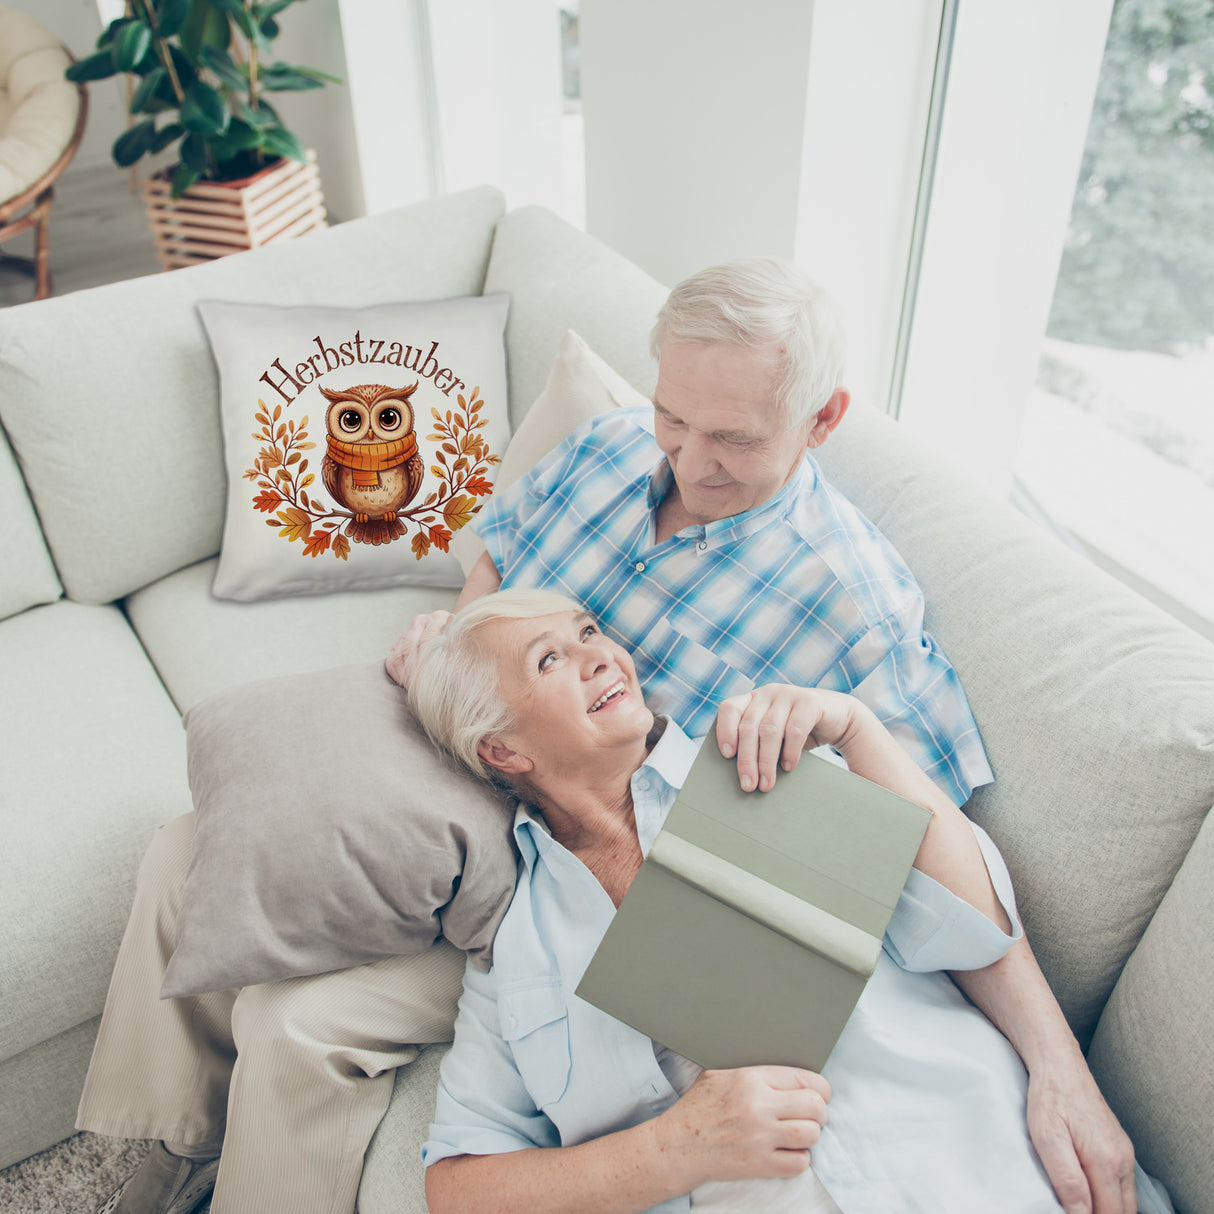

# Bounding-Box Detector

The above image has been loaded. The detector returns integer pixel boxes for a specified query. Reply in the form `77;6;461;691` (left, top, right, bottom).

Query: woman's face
477;610;653;775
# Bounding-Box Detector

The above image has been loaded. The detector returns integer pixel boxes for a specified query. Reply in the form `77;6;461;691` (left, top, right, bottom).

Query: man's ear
477;738;534;777
805;388;850;450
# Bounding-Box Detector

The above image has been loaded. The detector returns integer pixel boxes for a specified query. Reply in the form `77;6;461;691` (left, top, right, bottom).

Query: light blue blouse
424;721;1066;1212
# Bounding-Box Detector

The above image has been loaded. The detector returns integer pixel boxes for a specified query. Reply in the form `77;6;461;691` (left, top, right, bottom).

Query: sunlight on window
1015;0;1214;637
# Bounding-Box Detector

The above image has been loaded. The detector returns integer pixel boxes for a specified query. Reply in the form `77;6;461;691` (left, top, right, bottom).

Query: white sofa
1;186;1211;1214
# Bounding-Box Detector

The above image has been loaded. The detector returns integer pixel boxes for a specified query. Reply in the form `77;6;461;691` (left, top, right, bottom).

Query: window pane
1015;0;1214;637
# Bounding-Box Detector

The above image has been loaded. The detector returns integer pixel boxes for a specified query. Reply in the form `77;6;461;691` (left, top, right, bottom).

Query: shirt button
634;561;646;573
697;541;708;551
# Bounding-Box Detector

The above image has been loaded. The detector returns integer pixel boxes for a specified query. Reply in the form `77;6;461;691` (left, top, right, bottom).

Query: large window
1014;0;1214;636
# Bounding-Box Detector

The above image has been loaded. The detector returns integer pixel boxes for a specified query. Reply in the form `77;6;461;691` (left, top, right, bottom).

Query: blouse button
634;561;646;573
697;541;708;551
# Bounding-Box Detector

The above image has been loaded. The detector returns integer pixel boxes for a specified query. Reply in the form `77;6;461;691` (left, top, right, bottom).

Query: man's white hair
650;258;847;429
407;588;586;780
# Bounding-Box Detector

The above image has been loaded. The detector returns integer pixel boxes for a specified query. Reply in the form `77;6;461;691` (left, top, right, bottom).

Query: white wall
579;0;817;288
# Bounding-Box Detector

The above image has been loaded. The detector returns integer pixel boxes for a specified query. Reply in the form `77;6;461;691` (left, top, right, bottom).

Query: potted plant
66;0;339;268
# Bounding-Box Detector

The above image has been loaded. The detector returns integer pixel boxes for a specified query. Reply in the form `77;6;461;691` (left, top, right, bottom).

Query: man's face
652;340;817;524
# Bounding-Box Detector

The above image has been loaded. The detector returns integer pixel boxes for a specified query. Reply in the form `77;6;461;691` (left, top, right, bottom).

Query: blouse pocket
499;978;572;1109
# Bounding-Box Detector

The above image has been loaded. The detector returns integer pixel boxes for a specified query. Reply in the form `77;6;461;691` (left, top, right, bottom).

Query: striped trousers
76;813;466;1214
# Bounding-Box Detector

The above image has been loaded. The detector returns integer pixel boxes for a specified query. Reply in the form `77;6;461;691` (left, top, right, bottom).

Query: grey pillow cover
162;662;519;998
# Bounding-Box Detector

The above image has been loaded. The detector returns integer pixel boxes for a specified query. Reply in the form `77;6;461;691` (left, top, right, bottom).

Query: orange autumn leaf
442;494;476;531
428;524;452;552
302;529;331;558
464;474;493;497
332;533;350;561
412;530;431;559
253;488;283;512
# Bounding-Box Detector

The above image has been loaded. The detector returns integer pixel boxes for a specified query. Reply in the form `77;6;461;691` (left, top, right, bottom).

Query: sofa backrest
0;186;507;606
0;420;60;620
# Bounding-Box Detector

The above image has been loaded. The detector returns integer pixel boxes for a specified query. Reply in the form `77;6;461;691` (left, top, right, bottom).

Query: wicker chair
0;5;87;302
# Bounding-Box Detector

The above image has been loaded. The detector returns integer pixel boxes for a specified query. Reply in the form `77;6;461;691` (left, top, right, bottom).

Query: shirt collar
512;716;703;869
645;456;818;547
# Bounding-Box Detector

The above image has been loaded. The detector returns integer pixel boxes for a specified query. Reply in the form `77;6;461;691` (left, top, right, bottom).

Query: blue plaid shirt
476;407;992;805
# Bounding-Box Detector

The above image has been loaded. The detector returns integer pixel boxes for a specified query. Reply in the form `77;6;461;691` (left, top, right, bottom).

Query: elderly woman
407;588;1080;1214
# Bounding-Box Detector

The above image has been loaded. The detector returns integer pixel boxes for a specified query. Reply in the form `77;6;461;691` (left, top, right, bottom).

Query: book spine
648;832;882;977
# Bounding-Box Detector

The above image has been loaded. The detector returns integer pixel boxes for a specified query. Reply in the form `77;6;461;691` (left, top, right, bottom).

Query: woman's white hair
650;258;847;429
407;588;586;780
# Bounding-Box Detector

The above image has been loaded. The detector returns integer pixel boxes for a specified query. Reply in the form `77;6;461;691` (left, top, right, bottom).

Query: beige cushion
814;402;1214;1046
0;423;60;620
0;8;77;201
1088;806;1214;1214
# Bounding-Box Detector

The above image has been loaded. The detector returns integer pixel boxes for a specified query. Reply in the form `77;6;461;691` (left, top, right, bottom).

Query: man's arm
951;941;1137;1214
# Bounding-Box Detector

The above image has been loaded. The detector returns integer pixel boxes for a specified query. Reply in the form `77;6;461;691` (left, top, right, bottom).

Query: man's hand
715;684;860;792
1026;1061;1137;1214
385;610;453;689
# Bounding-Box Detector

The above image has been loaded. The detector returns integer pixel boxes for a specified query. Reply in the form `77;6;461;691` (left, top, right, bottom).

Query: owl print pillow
199;295;511;601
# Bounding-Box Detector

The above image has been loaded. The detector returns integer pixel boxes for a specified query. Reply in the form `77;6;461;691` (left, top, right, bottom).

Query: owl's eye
377;407;402;431
339;409;362;433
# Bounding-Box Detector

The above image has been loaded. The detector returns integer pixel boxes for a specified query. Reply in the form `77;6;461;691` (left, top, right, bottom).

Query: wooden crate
140;151;327;271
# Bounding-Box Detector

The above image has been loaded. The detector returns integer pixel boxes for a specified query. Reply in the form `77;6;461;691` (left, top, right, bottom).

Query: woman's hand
385;610;453;688
654;1066;831;1185
716;684;862;792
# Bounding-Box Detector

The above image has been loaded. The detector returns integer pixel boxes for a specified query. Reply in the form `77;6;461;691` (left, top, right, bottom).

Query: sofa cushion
1088;804;1214;1214
199;294;510;601
0;600;192;1063
483;205;667;428
124;557;456;714
0;422;60;620
0;186;506;606
813;402;1214;1045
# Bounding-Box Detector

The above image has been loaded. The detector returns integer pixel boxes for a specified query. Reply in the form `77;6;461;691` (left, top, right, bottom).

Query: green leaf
200;44;248;90
150;122;185;153
260;124;305;163
219;118;263;150
180;0;231;63
129;66;166;113
259;62;323;91
181;80;230;135
111;20;152;72
167;44;198;91
112;119;157;167
66;50;119;83
254;0;297;19
96;17;129;49
259;15;280;40
180;131;210;172
155;0;191;40
209;0;258;39
171;162;201;197
234;97;279;129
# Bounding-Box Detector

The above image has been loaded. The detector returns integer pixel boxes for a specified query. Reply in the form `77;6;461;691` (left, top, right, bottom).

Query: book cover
575;742;932;1071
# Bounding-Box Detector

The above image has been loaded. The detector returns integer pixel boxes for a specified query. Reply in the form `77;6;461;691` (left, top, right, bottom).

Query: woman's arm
427;1065;830;1214
715;684;1011;931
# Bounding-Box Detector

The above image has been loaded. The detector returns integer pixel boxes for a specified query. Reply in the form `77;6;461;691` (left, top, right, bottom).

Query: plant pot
139;150;327;271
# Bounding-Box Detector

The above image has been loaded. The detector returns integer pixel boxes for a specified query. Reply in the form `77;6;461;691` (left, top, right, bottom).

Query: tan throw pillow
162;662;518;997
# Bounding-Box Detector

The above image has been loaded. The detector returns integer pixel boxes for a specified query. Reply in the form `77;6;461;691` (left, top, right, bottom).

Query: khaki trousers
76;813;466;1214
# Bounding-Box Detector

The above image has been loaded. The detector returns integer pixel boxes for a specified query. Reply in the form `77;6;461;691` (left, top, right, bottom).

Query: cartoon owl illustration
320;382;425;546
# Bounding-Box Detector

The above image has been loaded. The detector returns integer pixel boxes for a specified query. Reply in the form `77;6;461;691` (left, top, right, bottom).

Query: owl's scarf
327;434;417;488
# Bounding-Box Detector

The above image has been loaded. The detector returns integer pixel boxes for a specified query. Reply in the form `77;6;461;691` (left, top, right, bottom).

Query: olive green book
575;744;932;1071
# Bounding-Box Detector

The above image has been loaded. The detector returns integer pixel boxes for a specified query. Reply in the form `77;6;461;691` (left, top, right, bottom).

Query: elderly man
389;260;1136;1214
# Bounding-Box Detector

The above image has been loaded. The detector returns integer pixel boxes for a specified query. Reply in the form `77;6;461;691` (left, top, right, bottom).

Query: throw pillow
161;662;519;998
200;295;511;601
450;328;651;574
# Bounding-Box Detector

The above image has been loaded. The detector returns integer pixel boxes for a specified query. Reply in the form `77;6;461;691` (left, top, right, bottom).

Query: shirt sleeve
882;821;1023;973
843;614;994;808
422;958;560;1167
474;416;600;578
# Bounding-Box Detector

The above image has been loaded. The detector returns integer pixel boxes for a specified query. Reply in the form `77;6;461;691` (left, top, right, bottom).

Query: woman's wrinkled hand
385;610;454;688
654;1066;831;1185
715;684;861;792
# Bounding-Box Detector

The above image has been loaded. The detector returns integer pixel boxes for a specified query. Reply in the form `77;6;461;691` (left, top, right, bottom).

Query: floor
0;162;162;308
